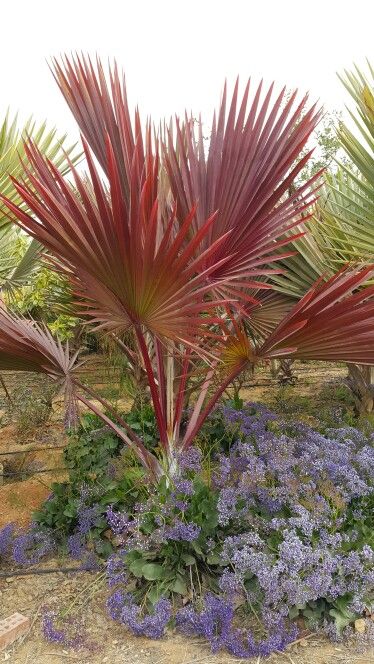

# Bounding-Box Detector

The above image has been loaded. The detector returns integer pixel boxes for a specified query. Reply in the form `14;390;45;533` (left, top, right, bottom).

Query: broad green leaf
141;563;165;581
172;576;188;595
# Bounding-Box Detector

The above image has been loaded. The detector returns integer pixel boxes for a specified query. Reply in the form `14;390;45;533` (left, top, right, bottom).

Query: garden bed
1;362;374;662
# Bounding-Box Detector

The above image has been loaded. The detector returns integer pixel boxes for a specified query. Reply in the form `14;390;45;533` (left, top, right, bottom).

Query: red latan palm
2;56;374;478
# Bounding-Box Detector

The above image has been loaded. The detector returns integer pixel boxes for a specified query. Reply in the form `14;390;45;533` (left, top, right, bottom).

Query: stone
0;613;30;650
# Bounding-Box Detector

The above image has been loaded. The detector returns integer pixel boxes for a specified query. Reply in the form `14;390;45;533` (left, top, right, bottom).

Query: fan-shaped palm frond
317;62;374;260
0;111;81;228
0;225;42;293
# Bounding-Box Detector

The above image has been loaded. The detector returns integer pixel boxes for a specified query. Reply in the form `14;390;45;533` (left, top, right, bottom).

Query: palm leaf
1;237;42;295
2;137;231;344
51;54;144;206
0;111;81;227
258;266;374;362
164;80;322;291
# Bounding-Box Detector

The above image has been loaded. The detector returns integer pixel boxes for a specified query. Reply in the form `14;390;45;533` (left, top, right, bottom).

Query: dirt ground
1;563;373;664
1;361;374;663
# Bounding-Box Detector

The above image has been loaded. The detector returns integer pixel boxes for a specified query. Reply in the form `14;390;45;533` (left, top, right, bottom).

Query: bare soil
0;361;373;663
1;564;373;664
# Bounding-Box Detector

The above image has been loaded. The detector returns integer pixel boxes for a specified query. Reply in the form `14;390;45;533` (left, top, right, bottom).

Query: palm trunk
0;374;13;405
277;359;297;386
270;359;280;379
346;363;374;415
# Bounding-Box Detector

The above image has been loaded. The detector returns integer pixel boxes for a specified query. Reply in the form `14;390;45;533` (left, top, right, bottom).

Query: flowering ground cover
1;379;374;660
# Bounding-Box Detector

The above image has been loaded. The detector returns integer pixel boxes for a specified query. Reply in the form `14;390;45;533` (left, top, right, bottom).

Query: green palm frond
318;169;374;261
338;61;374;174
269;222;330;298
315;62;374;266
277;62;374;301
1;237;42;295
335;62;374;209
0;225;42;294
0;111;81;227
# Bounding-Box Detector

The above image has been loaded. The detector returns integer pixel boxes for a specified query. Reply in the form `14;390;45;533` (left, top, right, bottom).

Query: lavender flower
67;533;86;560
176;594;297;658
173;479;193;495
104;402;374;655
12;527;55;566
164;519;201;542
107;550;127;587
76;504;100;536
42;610;83;648
120;597;171;638
178;447;202;472
106;506;129;535
107;593;171;638
107;589;128;621
0;523;15;558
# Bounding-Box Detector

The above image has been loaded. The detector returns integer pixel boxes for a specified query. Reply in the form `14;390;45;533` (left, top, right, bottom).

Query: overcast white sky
0;0;373;140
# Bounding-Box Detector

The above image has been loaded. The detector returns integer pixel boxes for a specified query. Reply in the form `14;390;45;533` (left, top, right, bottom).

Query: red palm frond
164;81;322;289
258;266;374;362
51;54;143;205
245;290;295;339
1;137;231;345
0;308;80;427
0;307;77;376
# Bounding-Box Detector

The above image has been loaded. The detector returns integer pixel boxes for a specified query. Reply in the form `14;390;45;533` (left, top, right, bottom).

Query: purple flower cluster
105;463;203;553
176;593;297;658
211;404;374;638
66;485;101;570
104;403;374;656
178;446;202;472
107;550;128;587
42;610;84;648
164;519;201;542
12;525;55;566
107;592;171;638
1;521;56;568
0;523;15;558
106;505;130;535
215;404;374;530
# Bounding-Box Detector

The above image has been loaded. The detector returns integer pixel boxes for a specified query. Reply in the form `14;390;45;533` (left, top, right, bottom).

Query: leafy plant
34;408;153;551
118;473;221;603
9;266;78;340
